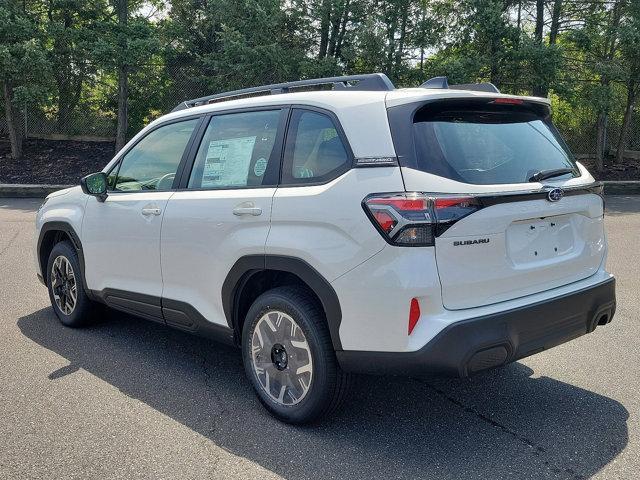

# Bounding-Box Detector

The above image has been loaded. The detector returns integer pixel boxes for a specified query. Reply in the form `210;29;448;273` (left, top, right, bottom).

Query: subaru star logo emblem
547;187;564;202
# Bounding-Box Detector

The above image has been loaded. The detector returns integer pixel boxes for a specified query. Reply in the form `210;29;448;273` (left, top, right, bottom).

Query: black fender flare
37;221;93;298
221;255;343;350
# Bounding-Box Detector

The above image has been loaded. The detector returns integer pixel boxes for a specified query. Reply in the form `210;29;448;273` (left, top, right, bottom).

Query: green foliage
1;0;639;162
0;1;50;105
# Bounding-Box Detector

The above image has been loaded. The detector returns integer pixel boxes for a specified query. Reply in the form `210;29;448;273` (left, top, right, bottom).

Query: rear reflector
408;298;420;335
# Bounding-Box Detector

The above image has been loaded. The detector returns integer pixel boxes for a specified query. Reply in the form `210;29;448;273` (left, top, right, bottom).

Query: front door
82;118;200;304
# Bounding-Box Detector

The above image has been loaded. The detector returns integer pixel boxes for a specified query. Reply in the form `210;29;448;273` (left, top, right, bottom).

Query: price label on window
202;136;256;187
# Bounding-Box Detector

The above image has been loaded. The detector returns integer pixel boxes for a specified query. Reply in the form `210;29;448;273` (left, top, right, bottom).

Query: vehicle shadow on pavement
18;308;629;480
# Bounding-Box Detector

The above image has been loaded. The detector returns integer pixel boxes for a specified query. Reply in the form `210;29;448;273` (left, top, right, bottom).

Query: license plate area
507;215;576;266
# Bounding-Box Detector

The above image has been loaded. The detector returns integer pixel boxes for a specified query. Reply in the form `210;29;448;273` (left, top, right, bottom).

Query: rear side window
282;109;350;185
410;103;579;185
188;109;282;189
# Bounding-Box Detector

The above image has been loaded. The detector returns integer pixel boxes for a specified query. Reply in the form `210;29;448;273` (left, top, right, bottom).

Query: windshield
412;107;579;185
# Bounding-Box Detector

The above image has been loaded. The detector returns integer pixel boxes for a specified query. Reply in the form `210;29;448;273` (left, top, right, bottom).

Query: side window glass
113;119;198;191
187;110;281;189
282;110;350;184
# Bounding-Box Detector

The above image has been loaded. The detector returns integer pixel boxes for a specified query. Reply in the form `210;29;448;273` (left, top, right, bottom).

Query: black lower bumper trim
337;277;616;377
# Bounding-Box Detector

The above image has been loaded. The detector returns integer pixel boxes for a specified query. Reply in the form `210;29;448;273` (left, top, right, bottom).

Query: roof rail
420;76;500;94
171;73;395;112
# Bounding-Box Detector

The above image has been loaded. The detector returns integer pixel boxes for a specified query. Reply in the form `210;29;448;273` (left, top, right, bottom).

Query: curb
1;181;640;198
0;184;73;198
602;181;640;195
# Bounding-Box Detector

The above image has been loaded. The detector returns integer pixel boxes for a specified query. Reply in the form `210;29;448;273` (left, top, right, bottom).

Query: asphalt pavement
0;196;638;479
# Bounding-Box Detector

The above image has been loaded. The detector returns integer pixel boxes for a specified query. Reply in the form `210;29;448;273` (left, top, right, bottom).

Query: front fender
35;186;89;280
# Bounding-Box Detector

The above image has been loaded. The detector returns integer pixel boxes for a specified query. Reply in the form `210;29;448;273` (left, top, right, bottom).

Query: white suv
35;73;616;423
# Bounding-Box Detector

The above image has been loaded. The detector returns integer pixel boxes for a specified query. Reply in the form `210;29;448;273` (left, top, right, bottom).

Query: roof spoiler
420;76;500;94
172;73;396;112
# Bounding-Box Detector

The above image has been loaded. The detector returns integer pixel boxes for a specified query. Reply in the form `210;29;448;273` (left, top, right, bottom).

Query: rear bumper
337;277;616;377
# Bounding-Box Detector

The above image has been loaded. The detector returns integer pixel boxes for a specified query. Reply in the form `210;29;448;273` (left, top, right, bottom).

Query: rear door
389;98;606;310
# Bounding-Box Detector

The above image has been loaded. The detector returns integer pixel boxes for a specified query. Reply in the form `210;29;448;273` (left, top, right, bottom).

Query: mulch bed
579;157;640;181
0;139;114;185
0;138;638;185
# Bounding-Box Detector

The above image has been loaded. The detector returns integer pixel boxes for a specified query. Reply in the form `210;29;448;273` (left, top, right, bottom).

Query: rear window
411;103;579;185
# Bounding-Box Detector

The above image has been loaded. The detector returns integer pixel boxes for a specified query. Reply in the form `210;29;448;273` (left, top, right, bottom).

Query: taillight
363;192;482;246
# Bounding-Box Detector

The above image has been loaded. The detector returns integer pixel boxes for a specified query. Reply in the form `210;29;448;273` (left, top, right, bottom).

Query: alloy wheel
251;310;313;406
51;255;77;315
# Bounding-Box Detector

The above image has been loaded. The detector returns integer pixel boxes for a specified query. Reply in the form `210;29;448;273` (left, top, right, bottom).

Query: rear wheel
46;241;97;327
242;286;350;424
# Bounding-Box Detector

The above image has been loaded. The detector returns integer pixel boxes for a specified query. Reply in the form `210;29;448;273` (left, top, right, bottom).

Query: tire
242;286;350;424
46;240;97;328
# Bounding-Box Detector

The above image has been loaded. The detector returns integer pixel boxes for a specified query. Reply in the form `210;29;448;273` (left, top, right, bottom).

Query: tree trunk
549;0;562;45
616;85;637;163
57;80;72;132
334;0;350;59
393;2;409;78
594;0;624;169
115;63;128;153
534;0;544;44
115;0;128;153
385;8;398;76
595;112;608;172
532;0;546;96
327;1;342;57
419;2;426;70
3;80;22;160
318;0;332;59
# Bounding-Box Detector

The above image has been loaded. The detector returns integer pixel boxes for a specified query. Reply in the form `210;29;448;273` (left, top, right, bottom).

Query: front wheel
242;286;350;424
46;241;98;327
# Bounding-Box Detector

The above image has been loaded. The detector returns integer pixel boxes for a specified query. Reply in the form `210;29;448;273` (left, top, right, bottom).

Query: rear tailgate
387;94;606;310
433;187;605;309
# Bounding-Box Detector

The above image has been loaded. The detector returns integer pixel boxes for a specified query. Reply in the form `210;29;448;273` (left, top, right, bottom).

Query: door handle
233;203;262;216
141;207;162;216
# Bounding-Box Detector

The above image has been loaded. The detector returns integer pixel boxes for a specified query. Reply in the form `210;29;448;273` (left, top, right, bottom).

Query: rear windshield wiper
528;168;575;183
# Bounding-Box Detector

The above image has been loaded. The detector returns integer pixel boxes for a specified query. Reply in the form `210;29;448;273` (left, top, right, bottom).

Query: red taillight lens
363;193;483;246
433;196;481;234
367;197;428;211
372;210;397;233
363;193;433;246
434;197;475;209
491;97;524;105
408;298;420;335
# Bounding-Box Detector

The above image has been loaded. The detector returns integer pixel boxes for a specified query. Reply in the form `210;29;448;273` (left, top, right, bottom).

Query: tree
44;0;107;132
162;0;331;105
114;0;128;152
92;0;158;151
616;0;640;163
0;1;50;159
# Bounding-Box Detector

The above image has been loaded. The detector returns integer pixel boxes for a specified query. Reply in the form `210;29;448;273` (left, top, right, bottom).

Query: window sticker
202;136;256;187
253;157;268;177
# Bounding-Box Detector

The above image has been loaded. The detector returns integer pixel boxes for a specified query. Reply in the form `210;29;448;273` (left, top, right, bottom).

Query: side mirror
80;172;108;202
